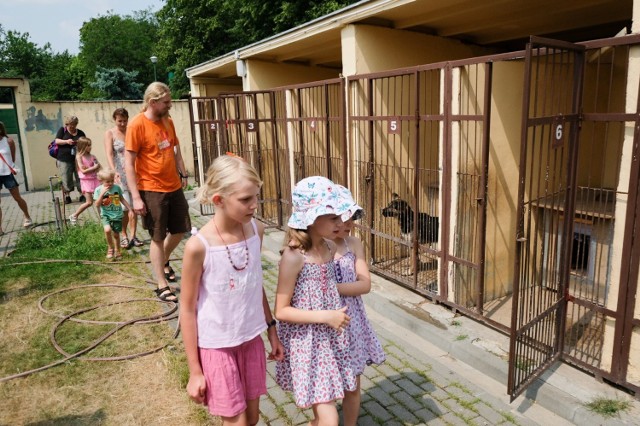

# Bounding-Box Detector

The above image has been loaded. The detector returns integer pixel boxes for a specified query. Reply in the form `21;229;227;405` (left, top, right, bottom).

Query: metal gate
348;67;444;295
278;79;347;185
189;92;283;226
508;37;585;400
444;61;491;316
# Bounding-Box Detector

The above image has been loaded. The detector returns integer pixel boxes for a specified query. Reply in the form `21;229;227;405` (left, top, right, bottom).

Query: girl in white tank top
179;155;283;424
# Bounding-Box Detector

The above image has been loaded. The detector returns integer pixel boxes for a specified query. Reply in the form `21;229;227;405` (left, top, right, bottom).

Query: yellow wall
245;60;337;91
341;24;494;76
483;61;524;299
15;100;194;190
601;44;640;384
189;78;243;97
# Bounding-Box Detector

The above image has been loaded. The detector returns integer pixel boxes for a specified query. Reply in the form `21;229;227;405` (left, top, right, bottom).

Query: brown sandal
154;286;177;302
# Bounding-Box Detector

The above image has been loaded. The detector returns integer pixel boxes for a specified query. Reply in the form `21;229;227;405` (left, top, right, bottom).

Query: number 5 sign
388;118;400;135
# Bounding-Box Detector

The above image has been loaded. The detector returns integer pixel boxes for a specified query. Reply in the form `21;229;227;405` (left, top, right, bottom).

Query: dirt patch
0;273;218;425
392;300;447;330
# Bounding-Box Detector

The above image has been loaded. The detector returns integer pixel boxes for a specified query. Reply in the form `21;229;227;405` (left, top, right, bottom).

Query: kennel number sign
388;118;400;135
552;116;564;148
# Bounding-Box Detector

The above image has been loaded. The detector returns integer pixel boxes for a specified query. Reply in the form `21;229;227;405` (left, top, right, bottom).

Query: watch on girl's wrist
266;319;277;329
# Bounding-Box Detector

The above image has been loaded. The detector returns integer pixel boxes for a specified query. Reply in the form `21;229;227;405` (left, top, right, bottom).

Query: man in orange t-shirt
125;82;191;303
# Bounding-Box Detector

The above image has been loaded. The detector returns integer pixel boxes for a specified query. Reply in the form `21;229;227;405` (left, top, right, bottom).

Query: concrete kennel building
186;0;639;399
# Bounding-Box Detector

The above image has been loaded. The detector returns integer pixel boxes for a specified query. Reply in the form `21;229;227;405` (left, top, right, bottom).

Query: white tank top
194;219;267;348
0;137;14;176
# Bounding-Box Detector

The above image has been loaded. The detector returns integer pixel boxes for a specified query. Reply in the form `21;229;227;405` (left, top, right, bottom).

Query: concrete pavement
1;187;639;425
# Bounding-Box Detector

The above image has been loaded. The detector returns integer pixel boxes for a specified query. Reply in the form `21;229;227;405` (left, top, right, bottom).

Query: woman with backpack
53;115;86;204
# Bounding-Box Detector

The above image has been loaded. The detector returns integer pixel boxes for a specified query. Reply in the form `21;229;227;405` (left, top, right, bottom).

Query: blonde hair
75;137;92;156
142;82;171;112
64;115;79;125
98;168;116;182
280;228;312;255
195;155;263;205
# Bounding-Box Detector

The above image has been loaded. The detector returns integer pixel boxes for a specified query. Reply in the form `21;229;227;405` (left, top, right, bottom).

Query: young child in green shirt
94;169;131;260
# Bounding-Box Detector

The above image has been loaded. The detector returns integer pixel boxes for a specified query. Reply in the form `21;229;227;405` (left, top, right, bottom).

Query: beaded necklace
213;219;249;271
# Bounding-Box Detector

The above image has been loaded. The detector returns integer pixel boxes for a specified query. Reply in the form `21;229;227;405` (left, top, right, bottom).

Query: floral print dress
111;138;128;191
335;242;386;374
276;257;357;408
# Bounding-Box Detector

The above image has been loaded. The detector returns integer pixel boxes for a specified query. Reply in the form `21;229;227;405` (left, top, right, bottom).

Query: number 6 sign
552;115;564;148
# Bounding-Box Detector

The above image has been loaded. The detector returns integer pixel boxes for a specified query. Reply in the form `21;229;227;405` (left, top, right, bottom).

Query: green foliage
0;223;110;298
3;2;360;100
79;11;159;88
90;67;144;100
0;25;51;77
585;397;631;417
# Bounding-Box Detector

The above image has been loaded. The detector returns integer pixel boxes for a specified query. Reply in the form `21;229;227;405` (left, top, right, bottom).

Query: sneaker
64;196;72;204
23;218;33;228
79;194;86;203
69;214;77;225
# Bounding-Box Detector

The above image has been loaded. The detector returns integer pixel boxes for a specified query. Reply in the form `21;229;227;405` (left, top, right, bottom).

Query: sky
2;0;163;54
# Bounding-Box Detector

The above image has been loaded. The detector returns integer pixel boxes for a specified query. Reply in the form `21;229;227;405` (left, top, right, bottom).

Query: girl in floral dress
275;176;357;426
332;185;386;426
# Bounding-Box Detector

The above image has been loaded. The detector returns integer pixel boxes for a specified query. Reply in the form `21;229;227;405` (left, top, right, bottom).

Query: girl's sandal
106;248;114;259
130;237;144;247
164;261;177;282
120;237;130;249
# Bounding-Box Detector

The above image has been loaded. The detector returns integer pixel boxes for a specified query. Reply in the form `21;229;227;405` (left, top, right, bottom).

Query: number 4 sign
388;118;400;135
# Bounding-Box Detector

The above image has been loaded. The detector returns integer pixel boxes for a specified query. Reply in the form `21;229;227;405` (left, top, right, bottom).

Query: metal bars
508;37;585;401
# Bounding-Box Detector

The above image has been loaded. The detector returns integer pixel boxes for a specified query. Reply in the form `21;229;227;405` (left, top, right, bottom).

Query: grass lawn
0;223;216;425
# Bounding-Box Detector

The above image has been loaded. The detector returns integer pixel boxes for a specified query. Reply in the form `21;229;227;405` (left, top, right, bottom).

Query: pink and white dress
334;241;386;374
78;155;99;194
275;255;357;408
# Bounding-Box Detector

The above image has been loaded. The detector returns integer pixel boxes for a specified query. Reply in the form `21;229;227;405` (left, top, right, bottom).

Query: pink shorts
199;335;267;418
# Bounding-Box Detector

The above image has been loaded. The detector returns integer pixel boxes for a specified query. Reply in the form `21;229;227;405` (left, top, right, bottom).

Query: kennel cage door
508;36;585;401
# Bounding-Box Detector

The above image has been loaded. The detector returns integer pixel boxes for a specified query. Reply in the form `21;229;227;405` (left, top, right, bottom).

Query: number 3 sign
388;118;400;135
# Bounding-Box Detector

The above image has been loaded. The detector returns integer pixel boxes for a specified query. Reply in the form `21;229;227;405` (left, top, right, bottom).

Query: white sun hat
287;176;347;229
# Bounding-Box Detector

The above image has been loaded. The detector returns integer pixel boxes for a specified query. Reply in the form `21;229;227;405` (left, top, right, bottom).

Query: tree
90;67;144;100
156;0;360;97
0;24;50;79
0;24;82;101
79;10;160;91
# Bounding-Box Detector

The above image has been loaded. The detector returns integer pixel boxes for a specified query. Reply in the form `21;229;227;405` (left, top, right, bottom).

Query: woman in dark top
55;115;86;204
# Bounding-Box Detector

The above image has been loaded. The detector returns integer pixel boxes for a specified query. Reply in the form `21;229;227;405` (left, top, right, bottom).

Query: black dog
381;193;439;244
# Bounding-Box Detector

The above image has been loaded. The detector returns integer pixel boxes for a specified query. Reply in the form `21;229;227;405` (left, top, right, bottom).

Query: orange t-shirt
125;113;181;193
